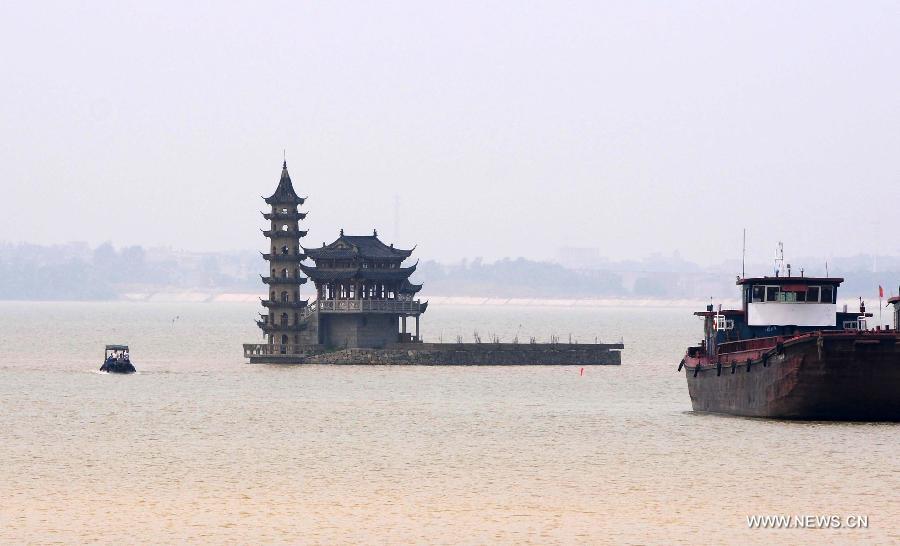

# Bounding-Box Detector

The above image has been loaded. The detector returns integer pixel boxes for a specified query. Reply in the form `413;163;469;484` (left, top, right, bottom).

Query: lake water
0;302;896;544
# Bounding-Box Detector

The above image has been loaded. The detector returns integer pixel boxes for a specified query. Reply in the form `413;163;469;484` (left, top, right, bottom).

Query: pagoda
256;161;314;349
300;229;427;348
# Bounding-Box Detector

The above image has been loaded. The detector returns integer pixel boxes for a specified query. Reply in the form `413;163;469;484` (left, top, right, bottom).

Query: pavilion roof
398;279;423;294
304;231;414;261
298;262;418;283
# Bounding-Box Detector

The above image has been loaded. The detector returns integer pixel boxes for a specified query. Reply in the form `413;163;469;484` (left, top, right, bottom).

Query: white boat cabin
739;276;842;327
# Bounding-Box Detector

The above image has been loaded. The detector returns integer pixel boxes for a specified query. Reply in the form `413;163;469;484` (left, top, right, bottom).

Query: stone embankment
291;343;623;365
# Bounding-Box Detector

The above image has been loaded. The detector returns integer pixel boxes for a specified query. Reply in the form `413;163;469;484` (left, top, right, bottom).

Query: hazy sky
1;1;897;267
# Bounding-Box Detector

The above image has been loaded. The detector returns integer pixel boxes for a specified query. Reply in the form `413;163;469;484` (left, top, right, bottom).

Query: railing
243;343;317;357
313;299;422;314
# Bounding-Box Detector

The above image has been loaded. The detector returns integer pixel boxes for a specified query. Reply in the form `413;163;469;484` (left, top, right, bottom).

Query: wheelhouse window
778;290;798;303
751;286;765;302
806;286;820;303
754;284;837;304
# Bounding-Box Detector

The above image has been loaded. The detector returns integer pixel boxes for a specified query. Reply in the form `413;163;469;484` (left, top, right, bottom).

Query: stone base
247;342;623;365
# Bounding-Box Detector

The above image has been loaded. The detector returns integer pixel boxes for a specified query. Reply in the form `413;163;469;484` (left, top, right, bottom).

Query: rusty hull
683;332;900;420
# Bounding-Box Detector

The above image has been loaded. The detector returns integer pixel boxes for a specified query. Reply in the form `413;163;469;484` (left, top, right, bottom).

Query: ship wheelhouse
740;276;842;328
692;275;874;359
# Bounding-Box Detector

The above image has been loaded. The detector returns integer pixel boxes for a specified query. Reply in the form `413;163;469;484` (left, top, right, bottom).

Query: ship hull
683;333;900;420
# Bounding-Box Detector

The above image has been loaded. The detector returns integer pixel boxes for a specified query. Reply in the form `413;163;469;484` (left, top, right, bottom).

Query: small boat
100;345;136;374
680;270;900;421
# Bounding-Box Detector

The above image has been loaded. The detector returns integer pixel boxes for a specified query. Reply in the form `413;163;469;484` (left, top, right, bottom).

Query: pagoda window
281;313;288;326
281;245;289;255
281;208;288;214
281;268;288;278
293;312;299;324
294;291;300;301
281;225;289;232
281;291;288;302
821;286;834;304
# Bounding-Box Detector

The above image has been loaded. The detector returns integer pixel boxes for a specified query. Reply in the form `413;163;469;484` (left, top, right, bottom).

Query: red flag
879;285;884;298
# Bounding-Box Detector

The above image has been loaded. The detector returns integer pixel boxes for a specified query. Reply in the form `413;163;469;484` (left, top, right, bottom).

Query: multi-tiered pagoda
256;161;313;349
245;161;426;360
301;230;427;348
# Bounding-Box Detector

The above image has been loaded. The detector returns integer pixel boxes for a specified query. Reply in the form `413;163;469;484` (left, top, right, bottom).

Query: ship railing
716;336;781;355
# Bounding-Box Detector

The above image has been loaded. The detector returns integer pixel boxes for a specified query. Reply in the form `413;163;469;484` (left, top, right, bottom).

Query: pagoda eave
261;299;310;309
264;195;306;206
257;321;307;332
262;211;308;221
263;229;308;239
262;253;307;262
261;276;309;285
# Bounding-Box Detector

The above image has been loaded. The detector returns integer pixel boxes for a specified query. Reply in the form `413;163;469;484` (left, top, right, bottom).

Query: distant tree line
1;242;898;301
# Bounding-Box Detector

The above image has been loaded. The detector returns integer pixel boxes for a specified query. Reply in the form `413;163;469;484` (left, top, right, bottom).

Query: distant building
556;246;604;270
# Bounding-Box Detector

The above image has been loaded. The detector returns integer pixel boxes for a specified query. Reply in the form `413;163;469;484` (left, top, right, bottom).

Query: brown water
0;302;897;544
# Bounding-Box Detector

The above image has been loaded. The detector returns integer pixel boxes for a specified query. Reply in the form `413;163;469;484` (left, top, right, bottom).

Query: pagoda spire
265;158;303;205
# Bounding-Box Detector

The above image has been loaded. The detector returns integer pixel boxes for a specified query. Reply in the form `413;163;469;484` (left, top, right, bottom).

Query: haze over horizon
1;1;898;266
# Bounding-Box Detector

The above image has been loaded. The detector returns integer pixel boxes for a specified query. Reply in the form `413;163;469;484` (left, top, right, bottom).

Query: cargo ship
680;271;900;421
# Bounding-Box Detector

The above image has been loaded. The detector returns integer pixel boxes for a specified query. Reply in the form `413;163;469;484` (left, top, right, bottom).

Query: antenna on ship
741;228;746;279
774;242;784;277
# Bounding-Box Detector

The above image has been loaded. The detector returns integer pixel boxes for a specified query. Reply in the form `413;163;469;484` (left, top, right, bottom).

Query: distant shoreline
0;292;737;308
2;292;876;310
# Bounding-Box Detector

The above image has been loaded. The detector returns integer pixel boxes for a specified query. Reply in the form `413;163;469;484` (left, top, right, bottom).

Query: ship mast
774;242;784;277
